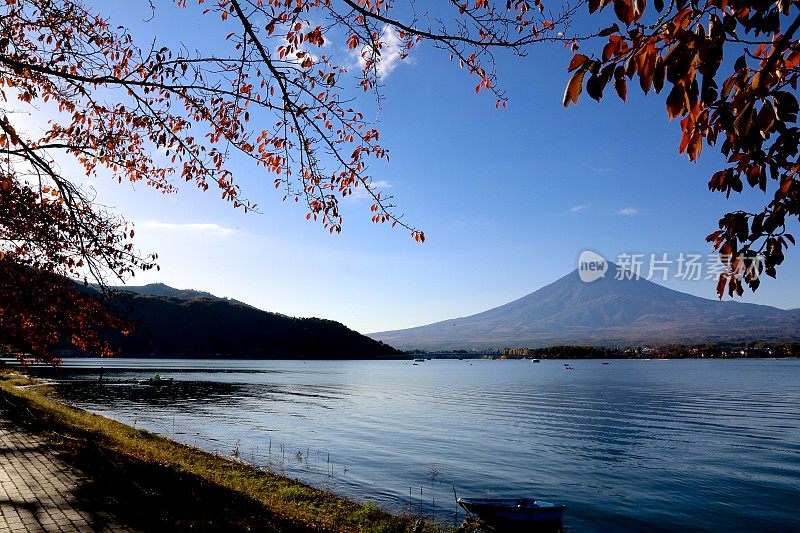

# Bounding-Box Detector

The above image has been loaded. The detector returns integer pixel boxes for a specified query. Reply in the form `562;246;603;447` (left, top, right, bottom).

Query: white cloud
617;207;639;216
138;220;235;237
371;179;392;189
570;205;586;213
357;25;406;78
349;179;392;200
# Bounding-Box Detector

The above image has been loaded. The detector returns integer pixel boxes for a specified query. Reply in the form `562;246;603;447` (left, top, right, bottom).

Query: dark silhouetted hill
102;288;399;359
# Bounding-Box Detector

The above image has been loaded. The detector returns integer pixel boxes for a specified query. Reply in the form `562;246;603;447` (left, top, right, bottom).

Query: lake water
45;358;800;531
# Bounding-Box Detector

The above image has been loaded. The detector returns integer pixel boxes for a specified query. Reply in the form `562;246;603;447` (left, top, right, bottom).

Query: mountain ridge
99;283;259;310
88;285;401;359
369;265;800;350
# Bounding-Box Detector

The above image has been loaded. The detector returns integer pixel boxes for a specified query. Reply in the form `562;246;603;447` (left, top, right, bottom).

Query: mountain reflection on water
48;358;800;532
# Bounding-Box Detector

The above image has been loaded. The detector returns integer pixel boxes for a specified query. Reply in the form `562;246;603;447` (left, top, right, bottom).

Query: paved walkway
0;413;139;532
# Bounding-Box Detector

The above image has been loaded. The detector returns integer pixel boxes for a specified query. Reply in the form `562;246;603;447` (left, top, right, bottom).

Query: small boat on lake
457;497;566;524
531;359;541;363
137;377;174;386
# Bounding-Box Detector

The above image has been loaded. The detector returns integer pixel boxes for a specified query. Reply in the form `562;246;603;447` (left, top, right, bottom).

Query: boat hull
457;498;566;524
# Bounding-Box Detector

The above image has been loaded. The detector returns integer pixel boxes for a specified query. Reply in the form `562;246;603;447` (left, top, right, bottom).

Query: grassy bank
0;371;449;533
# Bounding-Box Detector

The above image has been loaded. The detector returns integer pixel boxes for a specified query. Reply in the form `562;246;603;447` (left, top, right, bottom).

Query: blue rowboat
457;497;566;524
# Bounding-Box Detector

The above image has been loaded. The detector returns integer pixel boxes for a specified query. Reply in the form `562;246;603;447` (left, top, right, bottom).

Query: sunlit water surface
45;358;800;531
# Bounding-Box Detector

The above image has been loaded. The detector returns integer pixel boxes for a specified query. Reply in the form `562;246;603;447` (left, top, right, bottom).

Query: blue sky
79;2;800;333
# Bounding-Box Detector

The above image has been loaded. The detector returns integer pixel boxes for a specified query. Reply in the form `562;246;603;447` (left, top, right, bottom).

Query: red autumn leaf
563;69;586;107
567;53;590;72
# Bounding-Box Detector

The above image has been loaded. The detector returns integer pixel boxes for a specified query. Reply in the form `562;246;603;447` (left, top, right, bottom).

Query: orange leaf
563;70;586;107
567;54;589;72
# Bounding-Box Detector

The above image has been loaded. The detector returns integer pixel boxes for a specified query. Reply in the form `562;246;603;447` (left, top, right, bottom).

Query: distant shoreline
2;354;798;380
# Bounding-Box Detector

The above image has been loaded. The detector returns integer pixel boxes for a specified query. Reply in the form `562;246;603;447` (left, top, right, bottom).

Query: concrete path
0;413;139;532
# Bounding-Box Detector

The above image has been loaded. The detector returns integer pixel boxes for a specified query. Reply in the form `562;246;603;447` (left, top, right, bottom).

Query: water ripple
52;358;800;532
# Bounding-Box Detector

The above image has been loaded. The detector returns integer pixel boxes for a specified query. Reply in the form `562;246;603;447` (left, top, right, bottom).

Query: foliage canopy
1;0;797;359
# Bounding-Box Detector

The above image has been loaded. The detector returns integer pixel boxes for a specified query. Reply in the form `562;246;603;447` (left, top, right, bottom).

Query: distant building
500;347;530;356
